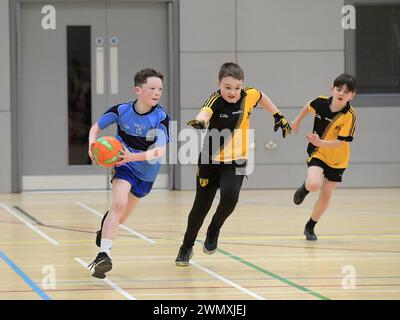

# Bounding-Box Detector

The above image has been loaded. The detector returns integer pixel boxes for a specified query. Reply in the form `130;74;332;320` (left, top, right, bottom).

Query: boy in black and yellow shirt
291;73;357;241
175;62;291;266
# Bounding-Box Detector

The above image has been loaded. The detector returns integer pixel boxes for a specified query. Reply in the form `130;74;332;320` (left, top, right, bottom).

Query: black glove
187;119;206;129
273;112;292;138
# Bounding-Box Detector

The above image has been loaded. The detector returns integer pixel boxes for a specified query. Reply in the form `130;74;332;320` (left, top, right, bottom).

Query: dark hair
333;73;357;92
134;68;164;87
218;62;244;81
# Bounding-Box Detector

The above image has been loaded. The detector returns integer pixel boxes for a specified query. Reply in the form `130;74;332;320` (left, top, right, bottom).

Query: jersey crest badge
199;178;209;187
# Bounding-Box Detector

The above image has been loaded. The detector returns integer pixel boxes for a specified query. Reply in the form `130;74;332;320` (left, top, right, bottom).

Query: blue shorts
112;165;154;198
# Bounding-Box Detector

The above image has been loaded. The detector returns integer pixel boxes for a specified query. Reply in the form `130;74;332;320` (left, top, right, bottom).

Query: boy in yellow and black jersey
291;73;357;241
199;86;262;164
175;62;291;266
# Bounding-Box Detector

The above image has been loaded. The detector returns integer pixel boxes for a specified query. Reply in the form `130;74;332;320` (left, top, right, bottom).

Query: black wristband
273;112;282;120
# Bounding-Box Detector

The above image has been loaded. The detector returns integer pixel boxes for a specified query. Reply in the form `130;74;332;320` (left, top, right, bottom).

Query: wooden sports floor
1;188;399;300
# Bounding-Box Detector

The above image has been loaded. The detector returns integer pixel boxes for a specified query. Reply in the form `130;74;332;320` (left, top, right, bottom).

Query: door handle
109;36;119;94
95;37;104;94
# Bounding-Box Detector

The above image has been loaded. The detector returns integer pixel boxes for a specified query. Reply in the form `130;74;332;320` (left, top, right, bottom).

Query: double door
19;1;169;190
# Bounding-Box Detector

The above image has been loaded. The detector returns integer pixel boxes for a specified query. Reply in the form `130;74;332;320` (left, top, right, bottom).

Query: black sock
300;182;310;196
100;210;109;228
305;218;317;231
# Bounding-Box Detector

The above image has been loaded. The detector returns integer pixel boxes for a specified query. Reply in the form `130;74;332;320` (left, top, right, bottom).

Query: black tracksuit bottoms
182;163;245;249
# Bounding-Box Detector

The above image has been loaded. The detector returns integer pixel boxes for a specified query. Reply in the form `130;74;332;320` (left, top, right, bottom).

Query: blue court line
0;250;51;300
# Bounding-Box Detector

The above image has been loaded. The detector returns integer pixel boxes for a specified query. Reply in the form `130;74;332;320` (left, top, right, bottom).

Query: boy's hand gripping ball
91;136;123;167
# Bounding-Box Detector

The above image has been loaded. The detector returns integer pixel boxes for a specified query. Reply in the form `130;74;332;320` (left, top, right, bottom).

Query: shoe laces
87;253;105;270
88;259;96;270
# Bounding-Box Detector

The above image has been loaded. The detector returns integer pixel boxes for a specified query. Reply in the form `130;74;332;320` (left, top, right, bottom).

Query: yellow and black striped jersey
200;87;262;163
307;96;357;169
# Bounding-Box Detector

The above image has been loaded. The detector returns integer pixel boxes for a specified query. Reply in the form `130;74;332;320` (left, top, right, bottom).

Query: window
356;4;400;93
345;1;400;106
67;26;92;165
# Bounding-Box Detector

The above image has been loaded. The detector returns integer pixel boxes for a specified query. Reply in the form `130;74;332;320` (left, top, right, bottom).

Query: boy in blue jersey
87;68;170;278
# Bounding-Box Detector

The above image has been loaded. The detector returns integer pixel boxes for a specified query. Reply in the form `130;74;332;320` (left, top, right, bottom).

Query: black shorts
307;158;346;182
197;162;245;190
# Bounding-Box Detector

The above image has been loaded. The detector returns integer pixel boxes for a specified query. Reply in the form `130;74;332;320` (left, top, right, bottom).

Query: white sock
100;239;113;257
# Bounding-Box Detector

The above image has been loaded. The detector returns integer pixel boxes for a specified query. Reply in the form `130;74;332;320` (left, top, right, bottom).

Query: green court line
215;246;330;300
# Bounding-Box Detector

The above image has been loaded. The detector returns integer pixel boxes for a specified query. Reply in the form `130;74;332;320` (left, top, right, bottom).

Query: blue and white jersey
98;101;170;182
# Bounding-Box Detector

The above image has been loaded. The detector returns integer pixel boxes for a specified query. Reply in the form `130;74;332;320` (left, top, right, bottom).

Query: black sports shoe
88;252;112;279
304;227;318;241
203;230;220;255
294;183;309;205
96;211;109;247
175;245;193;266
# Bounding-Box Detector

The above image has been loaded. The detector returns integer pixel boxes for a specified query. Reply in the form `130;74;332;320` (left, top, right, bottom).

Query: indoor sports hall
1;0;399;301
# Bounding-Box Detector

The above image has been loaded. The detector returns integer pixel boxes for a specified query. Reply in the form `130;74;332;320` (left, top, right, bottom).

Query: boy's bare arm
187;110;211;129
116;145;166;165
196;110;212;122
291;103;310;133
89;122;101;145
259;92;279;114
307;132;345;148
259;92;291;138
88;122;102;160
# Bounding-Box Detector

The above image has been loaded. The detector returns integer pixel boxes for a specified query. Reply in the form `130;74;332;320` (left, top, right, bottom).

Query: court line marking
74;251;400;258
3;274;397;286
73;257;136;300
82;256;400;264
0;203;59;245
76;201;269;299
215;246;330;300
128;288;400;297
13;206;44;225
190;260;266;300
2;287;400;297
0;250;51;300
75;201;156;244
217;234;400;240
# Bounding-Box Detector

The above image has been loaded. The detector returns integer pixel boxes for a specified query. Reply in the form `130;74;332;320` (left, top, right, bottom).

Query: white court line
76;202;266;299
78;256;400;264
75;201;155;244
128;288;400;297
0;203;59;245
74;257;136;300
191;260;266;300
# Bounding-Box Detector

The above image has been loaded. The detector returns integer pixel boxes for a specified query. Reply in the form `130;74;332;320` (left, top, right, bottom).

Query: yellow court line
2;233;400;246
215;234;400;241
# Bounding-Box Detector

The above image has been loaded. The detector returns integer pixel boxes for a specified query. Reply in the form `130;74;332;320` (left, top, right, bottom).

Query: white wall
178;0;400;189
2;0;399;192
